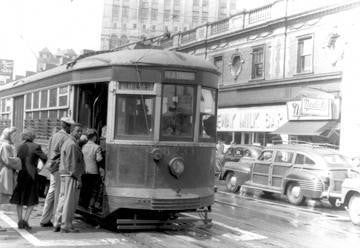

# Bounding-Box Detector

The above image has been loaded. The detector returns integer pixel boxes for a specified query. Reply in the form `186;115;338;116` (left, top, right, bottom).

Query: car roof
264;144;340;155
228;144;263;150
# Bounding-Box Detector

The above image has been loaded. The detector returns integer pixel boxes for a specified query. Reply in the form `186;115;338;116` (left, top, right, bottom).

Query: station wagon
242;144;353;206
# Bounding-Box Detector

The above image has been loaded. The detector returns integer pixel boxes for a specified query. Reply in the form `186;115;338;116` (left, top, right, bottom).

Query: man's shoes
53;226;61;232
40;222;53;227
60;228;79;233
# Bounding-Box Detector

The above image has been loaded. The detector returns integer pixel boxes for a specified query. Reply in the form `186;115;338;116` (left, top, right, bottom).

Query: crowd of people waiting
0;117;104;233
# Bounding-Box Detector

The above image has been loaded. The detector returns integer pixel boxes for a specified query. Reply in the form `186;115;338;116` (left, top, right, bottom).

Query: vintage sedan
218;145;263;192
242;144;353;206
339;171;360;225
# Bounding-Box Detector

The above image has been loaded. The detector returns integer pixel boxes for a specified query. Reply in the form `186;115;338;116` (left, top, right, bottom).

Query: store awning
272;121;339;136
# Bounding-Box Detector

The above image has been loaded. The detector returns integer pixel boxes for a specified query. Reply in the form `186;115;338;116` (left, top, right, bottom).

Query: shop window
297;36;313;73
251;46;264;79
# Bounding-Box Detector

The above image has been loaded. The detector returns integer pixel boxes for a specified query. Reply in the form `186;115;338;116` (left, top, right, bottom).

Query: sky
0;0;104;76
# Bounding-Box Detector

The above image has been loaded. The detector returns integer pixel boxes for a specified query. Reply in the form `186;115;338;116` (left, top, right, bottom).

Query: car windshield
323;154;352;168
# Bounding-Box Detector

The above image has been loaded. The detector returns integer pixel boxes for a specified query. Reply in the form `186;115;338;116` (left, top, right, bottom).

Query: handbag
5;157;21;171
0;142;21;171
0;166;15;195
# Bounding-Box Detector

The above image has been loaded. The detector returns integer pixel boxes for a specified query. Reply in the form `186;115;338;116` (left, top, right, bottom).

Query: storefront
217;105;288;146
272;97;340;146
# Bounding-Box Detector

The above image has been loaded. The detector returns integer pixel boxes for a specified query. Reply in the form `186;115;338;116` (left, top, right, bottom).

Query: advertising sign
287;97;338;120
217;105;287;132
0;59;14;77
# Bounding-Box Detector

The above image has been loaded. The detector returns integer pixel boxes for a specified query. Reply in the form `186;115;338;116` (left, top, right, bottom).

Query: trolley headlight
168;157;185;178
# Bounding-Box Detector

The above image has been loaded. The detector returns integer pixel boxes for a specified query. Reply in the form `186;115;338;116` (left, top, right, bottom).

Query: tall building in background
101;0;271;50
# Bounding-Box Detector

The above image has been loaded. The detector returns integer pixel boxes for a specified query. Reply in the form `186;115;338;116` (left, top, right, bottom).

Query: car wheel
328;197;341;209
286;182;305;205
348;193;360;226
225;172;240;193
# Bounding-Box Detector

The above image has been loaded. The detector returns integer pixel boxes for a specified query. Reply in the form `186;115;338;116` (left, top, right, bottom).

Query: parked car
218;145;263;192
339;170;360;225
241;144;353;207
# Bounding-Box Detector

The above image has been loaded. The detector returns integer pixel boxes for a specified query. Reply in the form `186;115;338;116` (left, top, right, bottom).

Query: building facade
37;48;77;72
158;0;359;147
100;0;275;50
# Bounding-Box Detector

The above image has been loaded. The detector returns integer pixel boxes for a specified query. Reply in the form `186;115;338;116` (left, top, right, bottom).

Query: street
1;180;359;248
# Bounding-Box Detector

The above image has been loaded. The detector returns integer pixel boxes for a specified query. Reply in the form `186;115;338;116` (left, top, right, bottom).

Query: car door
271;150;294;189
251;150;274;186
223;148;234;164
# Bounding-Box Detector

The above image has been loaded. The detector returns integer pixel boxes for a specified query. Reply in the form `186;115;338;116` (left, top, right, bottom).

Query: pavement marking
0;211;126;247
183;213;267;241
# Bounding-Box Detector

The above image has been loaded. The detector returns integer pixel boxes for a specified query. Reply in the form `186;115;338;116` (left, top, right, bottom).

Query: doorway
73;83;108;135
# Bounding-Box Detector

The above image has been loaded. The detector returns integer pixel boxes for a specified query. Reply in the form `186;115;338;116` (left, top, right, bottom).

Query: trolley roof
0;49;219;92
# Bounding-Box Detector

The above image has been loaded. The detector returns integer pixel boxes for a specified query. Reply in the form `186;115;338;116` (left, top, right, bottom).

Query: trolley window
114;94;155;139
199;88;216;141
160;84;195;140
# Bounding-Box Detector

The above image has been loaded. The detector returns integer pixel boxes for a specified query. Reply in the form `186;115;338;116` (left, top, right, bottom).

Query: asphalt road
0;181;359;248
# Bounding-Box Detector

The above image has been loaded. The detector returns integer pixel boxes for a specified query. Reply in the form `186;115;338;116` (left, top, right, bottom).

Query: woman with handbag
10;130;47;230
0;127;21;232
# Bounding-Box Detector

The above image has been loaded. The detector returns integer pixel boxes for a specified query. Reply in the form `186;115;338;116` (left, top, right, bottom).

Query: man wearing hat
53;124;85;233
39;117;76;227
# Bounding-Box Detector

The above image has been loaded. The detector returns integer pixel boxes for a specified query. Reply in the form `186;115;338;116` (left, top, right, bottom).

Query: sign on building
0;59;14;78
217;105;287;132
287;97;340;120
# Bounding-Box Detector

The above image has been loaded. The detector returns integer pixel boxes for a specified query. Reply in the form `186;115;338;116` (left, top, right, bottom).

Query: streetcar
0;49;219;229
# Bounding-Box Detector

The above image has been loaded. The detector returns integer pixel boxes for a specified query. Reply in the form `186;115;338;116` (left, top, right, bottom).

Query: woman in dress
10;130;47;230
0;127;21;232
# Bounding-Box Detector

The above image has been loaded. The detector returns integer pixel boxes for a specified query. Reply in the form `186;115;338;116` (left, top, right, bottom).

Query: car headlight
168;157;185;178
